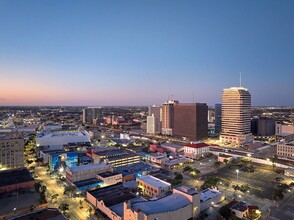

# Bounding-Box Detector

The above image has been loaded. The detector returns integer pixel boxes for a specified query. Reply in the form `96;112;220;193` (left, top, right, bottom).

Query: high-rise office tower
147;105;161;134
161;100;179;135
82;107;101;124
251;117;275;136
220;87;253;146
0;133;24;168
173;103;208;140
214;103;222;134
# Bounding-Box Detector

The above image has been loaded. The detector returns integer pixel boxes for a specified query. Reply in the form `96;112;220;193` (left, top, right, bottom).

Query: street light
236;169;239;181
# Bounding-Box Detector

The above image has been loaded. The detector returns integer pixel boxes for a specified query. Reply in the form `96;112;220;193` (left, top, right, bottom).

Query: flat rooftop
73;178;102;187
0;168;34;187
161;143;183;149
98;171;120;178
87;183;136;207
176;185;198;195
200;189;221;203
115;162;158;177
14;208;66;220
137;175;170;188
131;193;191;215
68;163;111;173
231;201;248;212
37;130;89;138
95;149;138;160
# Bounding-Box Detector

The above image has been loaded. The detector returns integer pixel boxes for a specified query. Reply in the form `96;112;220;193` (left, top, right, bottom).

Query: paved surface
35;166;93;220
0;191;39;216
208;166;284;199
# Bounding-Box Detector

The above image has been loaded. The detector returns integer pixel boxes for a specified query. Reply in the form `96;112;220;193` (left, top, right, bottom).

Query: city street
35;167;93;220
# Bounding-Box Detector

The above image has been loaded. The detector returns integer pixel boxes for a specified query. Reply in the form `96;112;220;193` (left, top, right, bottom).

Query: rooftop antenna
240;72;242;87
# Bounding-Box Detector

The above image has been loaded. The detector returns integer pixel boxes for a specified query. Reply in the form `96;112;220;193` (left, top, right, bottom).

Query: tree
201;177;220;189
183;166;192;172
174;173;183;181
214;161;222;168
59;203;69;214
224;159;229;164
34;182;42;193
51;194;59;202
79;200;83;209
64;185;77;197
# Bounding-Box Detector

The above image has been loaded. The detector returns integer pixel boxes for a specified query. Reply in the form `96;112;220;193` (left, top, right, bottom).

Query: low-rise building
284;168;294;177
200;188;224;211
66;163;113;183
136;175;171;198
277;142;294;159
160;143;184;153
92;149;141;167
97;172;122;186
115;162;160;182
36;130;91;150
86;183;137;220
124;186;201;220
144;153;169;165
184;142;210;159
0;168;34;193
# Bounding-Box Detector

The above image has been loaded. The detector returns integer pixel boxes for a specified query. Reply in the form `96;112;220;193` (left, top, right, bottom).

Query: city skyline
1;0;294;106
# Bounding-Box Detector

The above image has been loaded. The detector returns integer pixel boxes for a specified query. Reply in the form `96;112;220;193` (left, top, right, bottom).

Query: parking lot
207;166;292;200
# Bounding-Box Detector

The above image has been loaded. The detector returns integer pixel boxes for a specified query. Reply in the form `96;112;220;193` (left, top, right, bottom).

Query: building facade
214;103;222;134
92;149;141;167
184;143;210;159
173;103;208;141
161;100;179;135
137;175;171;198
66;163;113;183
0;134;24;168
82;107;101;124
251;117;275;136
220;87;253;146
277;142;294;159
146;105;161;134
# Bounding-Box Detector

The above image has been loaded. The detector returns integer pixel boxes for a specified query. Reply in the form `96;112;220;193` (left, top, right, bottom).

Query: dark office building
214;103;222;134
251;117;275;136
173;103;208;140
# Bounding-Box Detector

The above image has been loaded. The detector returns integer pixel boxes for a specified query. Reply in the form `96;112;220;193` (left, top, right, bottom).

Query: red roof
184;143;209;149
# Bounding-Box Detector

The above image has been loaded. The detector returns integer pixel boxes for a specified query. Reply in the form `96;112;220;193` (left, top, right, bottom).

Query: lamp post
236;169;239;181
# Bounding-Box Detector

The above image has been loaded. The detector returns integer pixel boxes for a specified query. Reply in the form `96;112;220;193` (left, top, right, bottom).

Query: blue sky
0;0;293;106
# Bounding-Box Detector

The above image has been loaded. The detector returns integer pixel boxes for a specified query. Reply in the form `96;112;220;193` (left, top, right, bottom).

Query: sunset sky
0;0;293;106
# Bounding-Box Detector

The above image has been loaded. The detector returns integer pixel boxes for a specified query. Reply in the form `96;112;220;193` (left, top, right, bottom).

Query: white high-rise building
147;105;161;134
220;87;253;146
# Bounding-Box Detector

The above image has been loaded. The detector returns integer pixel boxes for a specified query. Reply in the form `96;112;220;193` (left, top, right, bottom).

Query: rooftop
73;178;102;187
95;149;138;160
87;183;136;207
37;130;89;139
0;168;34;187
14;208;66;220
200;189;221;203
98;171;121;178
231;201;248;212
176;185;198;195
115;162;159;177
137;175;170;188
184;142;209;149
131;193;191;215
161;143;183;149
68;163;112;173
